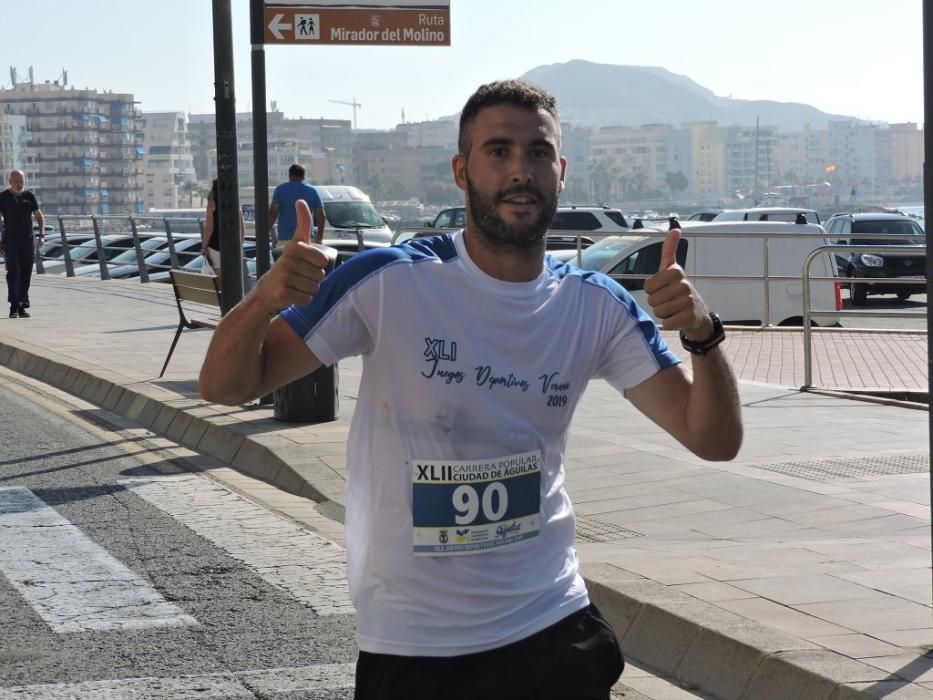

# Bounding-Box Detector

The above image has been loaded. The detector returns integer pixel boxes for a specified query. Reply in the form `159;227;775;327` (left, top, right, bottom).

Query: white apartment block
0;80;143;215
0;114;32;182
889;122;924;182
721;124;779;198
140;111;197;211
590;124;693;202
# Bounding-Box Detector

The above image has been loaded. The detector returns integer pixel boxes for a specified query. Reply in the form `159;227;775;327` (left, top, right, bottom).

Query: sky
0;0;924;130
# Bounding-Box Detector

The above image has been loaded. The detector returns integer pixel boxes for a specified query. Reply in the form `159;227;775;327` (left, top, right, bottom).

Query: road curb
584;563;893;699
0;339;347;511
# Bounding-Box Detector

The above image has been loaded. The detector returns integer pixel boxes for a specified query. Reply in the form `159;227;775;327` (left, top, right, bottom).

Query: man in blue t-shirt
269;163;325;247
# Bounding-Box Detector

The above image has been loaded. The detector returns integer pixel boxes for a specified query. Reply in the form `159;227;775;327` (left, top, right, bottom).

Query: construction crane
328;98;361;129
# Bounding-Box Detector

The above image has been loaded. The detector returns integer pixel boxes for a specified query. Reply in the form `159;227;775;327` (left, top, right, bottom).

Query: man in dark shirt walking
0;170;44;318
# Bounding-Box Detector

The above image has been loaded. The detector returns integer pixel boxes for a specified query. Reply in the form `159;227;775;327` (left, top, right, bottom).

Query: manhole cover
575;514;643;543
751;453;928;482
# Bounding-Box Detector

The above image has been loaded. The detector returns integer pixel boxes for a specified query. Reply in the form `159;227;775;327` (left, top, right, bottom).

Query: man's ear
559;156;567;192
452;153;467;193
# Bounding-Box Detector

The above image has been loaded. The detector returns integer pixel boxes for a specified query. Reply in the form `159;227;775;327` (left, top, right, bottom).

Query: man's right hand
254;242;329;315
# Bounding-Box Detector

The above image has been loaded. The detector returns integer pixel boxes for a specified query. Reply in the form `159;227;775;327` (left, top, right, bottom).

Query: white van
713;207;821;225
316;185;393;249
575;221;841;326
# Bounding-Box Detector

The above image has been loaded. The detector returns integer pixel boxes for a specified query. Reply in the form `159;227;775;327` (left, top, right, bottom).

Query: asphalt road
839;291;927;332
0;379;357;699
0;374;708;700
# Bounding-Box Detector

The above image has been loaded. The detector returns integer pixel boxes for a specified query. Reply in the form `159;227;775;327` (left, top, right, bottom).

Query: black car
824;212;925;305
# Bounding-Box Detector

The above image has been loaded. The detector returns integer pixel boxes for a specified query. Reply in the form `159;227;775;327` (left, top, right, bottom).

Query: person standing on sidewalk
0;170;44;319
200;177;246;275
199;79;743;700
268;163;325;247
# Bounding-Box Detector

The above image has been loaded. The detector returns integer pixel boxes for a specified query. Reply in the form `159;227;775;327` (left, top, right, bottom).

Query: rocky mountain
515;60;859;131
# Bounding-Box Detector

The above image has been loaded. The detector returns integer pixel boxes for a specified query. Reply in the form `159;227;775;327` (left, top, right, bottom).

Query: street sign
263;1;450;45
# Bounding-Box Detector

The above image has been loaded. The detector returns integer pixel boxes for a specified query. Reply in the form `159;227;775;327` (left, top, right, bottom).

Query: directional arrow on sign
268;13;292;41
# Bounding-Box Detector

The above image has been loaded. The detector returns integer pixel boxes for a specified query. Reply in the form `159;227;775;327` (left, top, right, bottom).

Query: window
605;211;628;227
609;240;688;291
852;221;922;237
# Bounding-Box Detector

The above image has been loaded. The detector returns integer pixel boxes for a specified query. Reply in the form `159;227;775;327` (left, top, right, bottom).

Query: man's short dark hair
288;163;306;179
458;79;560;156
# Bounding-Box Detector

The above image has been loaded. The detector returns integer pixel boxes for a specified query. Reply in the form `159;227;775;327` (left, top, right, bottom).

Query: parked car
111;237;205;279
74;236;182;278
686;209;724;222
551;205;629;235
37;234;95;262
39;233;160;275
575;221;841;326
824;212;925;305
424;206;466;229
147;242;259;283
421;204;629;237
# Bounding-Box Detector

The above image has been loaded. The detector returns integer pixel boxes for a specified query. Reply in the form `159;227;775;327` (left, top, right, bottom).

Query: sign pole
212;0;244;313
923;0;932;603
251;0;271;278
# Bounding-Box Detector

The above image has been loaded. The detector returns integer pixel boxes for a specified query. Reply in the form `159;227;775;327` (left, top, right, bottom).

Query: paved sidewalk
1;274;931;699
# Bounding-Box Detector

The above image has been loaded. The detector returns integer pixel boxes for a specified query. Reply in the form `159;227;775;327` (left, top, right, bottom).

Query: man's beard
465;174;557;251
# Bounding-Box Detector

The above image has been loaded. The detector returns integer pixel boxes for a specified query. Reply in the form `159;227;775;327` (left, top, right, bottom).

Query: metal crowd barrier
37;215;205;281
801;241;926;390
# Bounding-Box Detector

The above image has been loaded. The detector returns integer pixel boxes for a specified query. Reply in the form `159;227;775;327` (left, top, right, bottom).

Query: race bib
411;451;541;556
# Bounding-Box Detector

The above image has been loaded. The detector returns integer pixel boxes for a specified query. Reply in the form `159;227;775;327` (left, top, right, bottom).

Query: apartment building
208;138;315;189
0;80;143;215
889;122;924;183
0;114;32;182
395;119;457;148
721;124;779;198
139;111;196;211
773;125;830;186
191;111;351;187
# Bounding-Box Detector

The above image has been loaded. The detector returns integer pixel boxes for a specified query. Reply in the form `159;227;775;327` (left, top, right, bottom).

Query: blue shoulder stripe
545;256;679;369
280;235;456;338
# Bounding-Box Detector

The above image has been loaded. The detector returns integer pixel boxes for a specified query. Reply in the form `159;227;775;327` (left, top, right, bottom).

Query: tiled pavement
1;274;931;699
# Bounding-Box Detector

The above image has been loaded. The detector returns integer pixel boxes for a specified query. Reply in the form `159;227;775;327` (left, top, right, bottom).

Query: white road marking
0;663;357;699
0;487;196;633
121;475;354;615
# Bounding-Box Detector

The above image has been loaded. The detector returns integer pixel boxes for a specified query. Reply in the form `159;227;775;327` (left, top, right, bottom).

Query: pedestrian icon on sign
295;14;320;40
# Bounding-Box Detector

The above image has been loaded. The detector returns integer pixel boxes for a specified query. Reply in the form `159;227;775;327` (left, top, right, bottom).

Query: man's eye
490;148;508;157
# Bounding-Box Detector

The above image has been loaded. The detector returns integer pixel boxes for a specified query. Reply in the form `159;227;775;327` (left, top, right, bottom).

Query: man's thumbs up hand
659;227;681;270
643;229;711;338
294;200;312;245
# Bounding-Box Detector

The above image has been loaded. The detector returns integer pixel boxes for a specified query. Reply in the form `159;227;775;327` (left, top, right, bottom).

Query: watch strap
679;313;725;356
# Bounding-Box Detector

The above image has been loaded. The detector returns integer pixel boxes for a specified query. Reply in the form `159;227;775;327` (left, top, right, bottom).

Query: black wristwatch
679;313;725;356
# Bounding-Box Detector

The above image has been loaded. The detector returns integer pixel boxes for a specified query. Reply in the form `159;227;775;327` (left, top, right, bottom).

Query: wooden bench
160;270;223;378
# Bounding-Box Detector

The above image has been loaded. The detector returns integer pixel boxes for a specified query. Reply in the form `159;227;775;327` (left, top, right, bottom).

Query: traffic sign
264;1;450;46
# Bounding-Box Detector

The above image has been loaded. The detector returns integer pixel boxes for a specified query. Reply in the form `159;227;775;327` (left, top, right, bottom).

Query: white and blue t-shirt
280;230;679;656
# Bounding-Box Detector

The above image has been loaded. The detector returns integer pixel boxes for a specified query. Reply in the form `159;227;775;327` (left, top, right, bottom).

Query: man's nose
508;154;534;183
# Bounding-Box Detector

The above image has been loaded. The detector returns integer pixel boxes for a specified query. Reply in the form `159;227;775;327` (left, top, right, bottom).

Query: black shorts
353;603;624;700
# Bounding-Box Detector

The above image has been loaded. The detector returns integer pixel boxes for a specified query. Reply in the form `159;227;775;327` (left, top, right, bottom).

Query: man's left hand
643;229;711;341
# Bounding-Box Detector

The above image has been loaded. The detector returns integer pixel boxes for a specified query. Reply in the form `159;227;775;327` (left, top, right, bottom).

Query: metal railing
36;214;206;280
802;242;926;389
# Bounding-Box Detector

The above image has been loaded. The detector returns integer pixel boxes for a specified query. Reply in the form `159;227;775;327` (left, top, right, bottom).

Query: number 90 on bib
411;451;542;556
